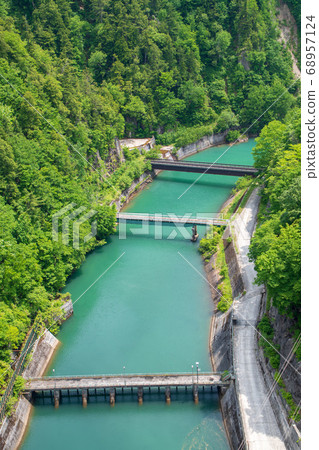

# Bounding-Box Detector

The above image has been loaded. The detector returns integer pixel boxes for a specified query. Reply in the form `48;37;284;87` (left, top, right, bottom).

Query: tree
215;109;239;132
89;51;108;83
253;223;301;318
95;204;117;240
279;178;301;225
0;138;18;200
215;30;231;58
252;120;287;168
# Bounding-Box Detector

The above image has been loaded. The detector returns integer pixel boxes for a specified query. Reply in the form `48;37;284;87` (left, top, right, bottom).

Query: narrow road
232;189;286;449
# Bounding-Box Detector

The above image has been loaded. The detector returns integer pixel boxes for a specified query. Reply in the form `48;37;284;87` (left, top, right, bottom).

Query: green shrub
226;130;240;142
217;297;231;312
258;315;280;369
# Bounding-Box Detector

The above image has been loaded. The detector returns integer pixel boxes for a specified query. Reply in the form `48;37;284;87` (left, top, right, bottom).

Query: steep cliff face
277;0;300;76
257;303;301;445
269;306;301;405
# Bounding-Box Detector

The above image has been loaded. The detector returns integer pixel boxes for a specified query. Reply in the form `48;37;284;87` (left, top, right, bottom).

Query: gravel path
232;189;286;449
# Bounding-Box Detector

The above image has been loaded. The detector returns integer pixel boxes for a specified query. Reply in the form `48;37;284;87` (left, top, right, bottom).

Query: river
22;139;255;450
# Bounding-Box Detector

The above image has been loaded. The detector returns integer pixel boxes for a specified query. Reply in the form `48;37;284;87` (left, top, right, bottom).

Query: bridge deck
25;373;229;392
150;160;258;177
116;213;228;226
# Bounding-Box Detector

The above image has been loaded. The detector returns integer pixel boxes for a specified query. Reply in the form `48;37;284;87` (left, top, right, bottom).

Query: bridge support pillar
193;385;199;404
191;225;198;242
109;388;115;406
138;387;143;405
165;387;171;404
82;389;88;408
24;391;33;404
54;389;60;409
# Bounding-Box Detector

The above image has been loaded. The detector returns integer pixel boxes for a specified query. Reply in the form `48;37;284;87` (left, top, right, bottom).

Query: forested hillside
0;0;299;396
250;109;300;324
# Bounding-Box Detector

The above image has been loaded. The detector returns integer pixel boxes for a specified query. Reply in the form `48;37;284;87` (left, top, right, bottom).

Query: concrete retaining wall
224;237;244;299
0;330;59;449
61;299;74;321
0;397;33;450
177;131;228;159
111;172;152;211
206;237;245;449
211;309;245;449
23;330;59;379
211;310;232;372
219;383;245;450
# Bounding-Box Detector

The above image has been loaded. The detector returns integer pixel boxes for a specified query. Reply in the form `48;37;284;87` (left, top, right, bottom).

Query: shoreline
16;337;63;450
0;330;61;450
0;301;73;450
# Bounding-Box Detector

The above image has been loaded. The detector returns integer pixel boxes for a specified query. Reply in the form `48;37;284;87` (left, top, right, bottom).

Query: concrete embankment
176;131;248;159
0;330;60;450
0;300;73;450
112;172;153;211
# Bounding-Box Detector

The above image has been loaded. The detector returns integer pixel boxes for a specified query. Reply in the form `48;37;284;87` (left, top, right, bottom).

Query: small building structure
159;145;174;160
119;137;155;153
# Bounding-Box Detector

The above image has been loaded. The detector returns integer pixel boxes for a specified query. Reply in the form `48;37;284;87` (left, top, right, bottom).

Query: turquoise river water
22;140;255;450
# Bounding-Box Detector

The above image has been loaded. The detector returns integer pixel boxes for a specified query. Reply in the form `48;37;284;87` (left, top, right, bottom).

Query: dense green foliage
1;0;298;141
283;0;300;32
249;110;301;321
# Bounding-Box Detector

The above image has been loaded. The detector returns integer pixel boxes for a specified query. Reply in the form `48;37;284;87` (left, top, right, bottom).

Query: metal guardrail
0;328;37;424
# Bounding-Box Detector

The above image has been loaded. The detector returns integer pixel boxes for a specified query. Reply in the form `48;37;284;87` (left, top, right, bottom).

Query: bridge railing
27;371;224;381
150;159;256;169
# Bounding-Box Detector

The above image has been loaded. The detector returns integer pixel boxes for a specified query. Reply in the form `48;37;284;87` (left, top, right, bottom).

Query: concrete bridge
150;160;259;177
24;372;232;407
116;213;229;227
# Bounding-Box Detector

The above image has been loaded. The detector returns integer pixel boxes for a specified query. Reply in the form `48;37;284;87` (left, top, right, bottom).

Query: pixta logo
52;203;97;249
